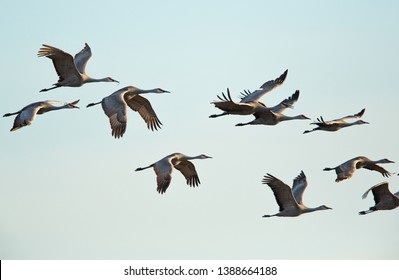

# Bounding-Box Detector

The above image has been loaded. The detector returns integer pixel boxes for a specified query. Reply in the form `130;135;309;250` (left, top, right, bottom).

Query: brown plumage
323;156;394;182
87;86;168;138
38;43;118;92
135;153;212;194
359;182;399;215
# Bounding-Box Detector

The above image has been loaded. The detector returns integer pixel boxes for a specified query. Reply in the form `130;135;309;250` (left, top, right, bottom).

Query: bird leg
86;101;102;108
209;112;228;118
40;85;61;92
3;111;20;117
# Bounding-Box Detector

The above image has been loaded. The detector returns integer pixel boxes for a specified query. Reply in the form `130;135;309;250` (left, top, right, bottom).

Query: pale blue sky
1;0;398;259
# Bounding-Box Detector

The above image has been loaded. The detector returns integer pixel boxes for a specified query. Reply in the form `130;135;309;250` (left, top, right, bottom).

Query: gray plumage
262;171;332;217
359;182;399;215
38;43;119;92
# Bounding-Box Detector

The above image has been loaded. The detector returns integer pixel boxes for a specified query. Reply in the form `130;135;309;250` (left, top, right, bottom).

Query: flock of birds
3;43;399;217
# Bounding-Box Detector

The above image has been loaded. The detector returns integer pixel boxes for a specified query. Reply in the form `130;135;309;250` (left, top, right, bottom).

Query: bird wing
362;182;392;204
10;102;44;131
330;108;365;123
240;69;288;103
38;44;81;83
101;89;129;138
74;43;92;74
334;158;362;182
153;158;174;194
124;94;162;131
262;173;299;211
269;90;300;114
362;163;391;177
291;171;308;205
314;109;366;126
212;88;256;115
173;160;200;187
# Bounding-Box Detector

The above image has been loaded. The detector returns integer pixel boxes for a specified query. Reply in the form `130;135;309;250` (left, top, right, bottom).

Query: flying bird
359;182;399;215
38;43;119;92
262;171;332;217
235;90;310;126
209;69;288;118
303;108;368;134
135;153;212;194
3;100;79;131
323;156;394;182
87;86;169;138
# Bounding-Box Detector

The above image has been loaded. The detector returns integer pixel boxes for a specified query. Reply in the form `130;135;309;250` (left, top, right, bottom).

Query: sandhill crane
262;171;332;217
86;86;169;138
323;156;394;182
38;43;119;92
135;153;212;194
303;108;368;134
3;100;79;131
359;182;399;215
209;69;288;118
235;90;310;126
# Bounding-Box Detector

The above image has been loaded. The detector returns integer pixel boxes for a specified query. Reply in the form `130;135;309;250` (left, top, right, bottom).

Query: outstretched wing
173;160;200;187
291;171;308;205
362;164;391;178
101;88;129;138
361;182;392;205
38;44;81;83
125;94;162;131
74;43;92;74
240;69;288;103
212;88;255;115
269;90;300;113
262;173;298;211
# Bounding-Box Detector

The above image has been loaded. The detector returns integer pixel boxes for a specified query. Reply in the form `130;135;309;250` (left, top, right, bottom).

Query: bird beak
69;99;80;108
112;78;120;84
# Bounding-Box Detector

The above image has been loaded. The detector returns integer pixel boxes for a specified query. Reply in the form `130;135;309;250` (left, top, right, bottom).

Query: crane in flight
303;108;368;134
135;153;212;194
38;43;119;92
3;100;79;131
87;86;169;138
323;156;394;182
235;90;310;126
209;69;288;118
262;171;332;217
359;182;399;215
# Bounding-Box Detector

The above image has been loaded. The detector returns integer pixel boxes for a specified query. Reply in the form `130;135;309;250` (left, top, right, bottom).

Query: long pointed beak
69;99;80;108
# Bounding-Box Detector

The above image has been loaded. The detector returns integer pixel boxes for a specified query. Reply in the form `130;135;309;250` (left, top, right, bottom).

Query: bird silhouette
38;43;119;92
3;100;79;131
323;156;394;182
87;86;168;138
359;182;399;215
262;171;332;217
209;69;288;118
135;153;212;194
303;108;368;134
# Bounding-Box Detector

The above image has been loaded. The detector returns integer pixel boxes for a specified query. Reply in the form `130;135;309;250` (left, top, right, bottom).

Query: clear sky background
1;0;398;259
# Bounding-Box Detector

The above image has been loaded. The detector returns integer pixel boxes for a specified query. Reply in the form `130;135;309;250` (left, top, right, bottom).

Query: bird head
107;77;119;84
380;158;395;164
320;205;332;210
356;120;369;125
155;88;170;94
299;115;311;120
199;154;212;159
67;100;80;109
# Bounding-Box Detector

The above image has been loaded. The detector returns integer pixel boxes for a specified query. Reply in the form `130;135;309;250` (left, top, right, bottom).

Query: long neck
85;76;110;83
138;88;160;94
302;205;326;214
279;115;306;121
